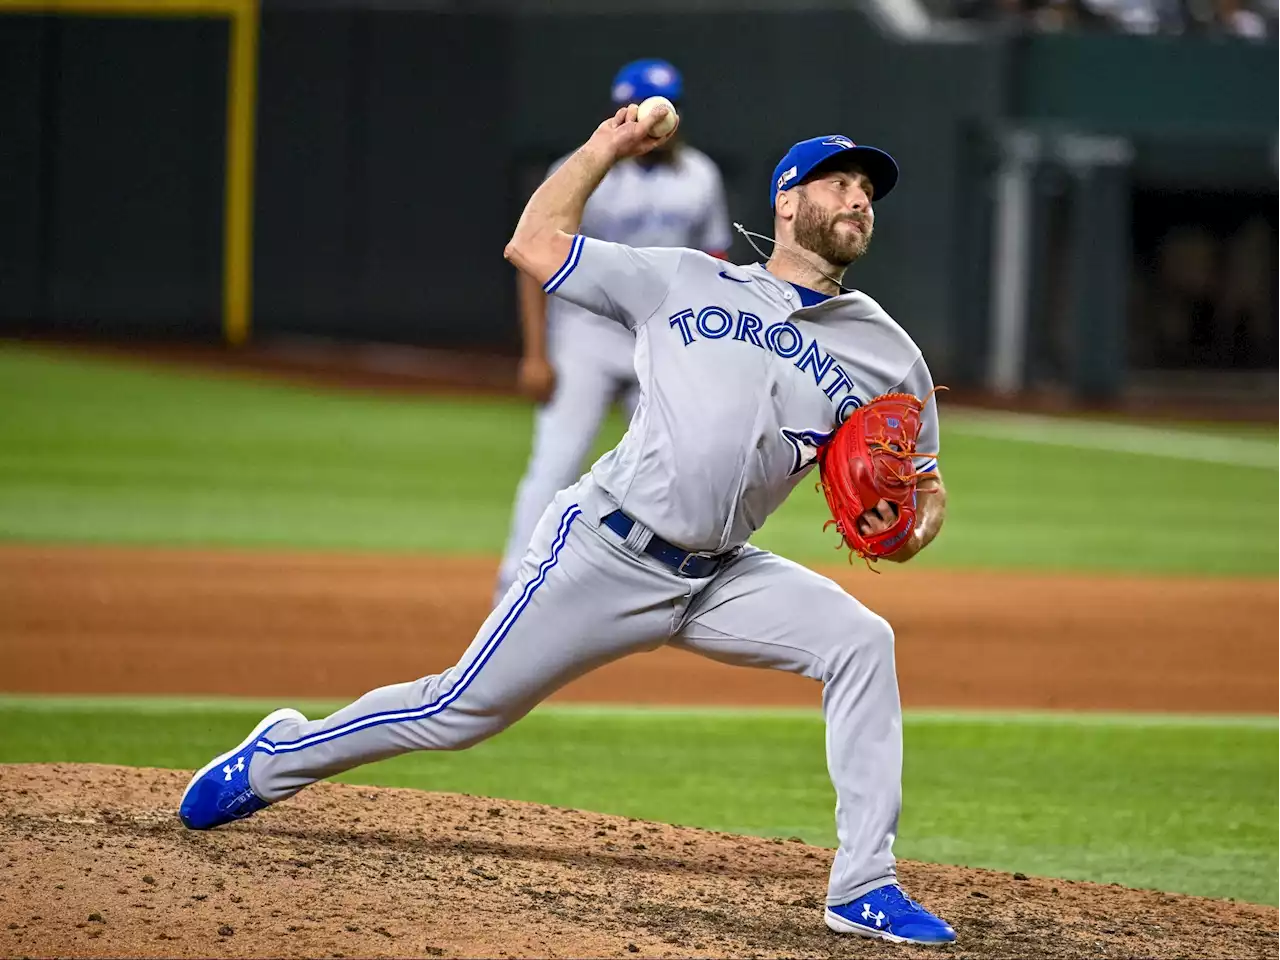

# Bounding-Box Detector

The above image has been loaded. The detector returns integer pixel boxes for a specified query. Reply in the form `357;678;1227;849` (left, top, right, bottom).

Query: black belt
602;510;735;579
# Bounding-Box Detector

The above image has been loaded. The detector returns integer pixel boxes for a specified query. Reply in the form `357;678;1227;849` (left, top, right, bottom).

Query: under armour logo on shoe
862;903;886;928
223;757;245;781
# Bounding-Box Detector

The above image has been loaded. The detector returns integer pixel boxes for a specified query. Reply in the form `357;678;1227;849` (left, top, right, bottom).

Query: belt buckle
677;551;717;577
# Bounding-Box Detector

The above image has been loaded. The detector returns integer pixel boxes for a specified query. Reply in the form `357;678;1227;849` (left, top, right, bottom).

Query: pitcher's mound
0;764;1273;959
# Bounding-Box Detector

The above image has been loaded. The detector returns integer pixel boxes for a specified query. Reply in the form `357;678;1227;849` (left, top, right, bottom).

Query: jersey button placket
761;383;779;449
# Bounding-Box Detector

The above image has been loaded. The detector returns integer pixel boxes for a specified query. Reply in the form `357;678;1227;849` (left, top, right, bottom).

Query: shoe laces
879;885;927;915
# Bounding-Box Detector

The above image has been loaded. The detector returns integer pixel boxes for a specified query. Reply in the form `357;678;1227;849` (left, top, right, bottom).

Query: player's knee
826;608;895;679
862;613;896;663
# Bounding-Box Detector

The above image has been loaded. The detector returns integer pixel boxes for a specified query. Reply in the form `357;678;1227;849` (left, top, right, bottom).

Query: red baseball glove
816;390;940;566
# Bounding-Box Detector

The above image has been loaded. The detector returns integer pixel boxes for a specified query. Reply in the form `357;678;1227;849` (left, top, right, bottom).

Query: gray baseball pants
249;478;903;905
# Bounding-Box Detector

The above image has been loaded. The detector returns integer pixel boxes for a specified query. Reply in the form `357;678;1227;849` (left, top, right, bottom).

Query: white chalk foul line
945;409;1277;469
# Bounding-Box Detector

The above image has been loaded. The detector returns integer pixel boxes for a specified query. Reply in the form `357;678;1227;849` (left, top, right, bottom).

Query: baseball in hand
637;96;678;138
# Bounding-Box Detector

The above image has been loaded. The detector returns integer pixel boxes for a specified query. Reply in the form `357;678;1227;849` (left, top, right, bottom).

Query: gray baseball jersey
543;236;939;552
248;235;940;910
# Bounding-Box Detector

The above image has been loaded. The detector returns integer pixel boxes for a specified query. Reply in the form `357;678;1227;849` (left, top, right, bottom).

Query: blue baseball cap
611;58;683;105
770;135;899;208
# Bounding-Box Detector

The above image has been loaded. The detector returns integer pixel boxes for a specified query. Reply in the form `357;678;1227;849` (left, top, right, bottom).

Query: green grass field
0;344;1275;573
0;343;1275;907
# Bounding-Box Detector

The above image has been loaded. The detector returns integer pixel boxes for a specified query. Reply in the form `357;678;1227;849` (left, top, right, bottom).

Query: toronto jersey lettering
544;237;940;552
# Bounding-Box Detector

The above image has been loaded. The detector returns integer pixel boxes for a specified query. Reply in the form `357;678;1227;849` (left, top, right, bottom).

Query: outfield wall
0;5;1274;396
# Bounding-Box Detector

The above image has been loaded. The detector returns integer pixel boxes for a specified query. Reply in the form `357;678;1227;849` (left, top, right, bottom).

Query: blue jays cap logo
771;133;899;207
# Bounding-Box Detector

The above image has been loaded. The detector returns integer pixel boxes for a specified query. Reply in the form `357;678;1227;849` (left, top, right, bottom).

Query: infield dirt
2;544;1275;712
2;545;1280;711
2;764;1277;960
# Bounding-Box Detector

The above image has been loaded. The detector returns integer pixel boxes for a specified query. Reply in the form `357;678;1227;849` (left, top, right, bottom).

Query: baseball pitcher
180;103;955;945
496;58;732;602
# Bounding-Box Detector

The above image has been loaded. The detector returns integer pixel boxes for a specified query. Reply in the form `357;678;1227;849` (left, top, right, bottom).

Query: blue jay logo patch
780;427;834;476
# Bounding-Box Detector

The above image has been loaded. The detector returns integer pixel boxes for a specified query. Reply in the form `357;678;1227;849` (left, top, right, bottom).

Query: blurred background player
495;58;733;602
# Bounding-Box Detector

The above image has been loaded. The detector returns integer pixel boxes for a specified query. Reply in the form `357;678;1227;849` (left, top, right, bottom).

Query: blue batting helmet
611;59;683;105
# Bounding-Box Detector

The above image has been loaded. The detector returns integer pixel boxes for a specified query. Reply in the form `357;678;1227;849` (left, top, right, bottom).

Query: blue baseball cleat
179;708;305;830
825;884;957;944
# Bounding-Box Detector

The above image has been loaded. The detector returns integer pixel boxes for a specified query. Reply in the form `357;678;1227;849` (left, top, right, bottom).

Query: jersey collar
789;282;834;308
744;263;858;312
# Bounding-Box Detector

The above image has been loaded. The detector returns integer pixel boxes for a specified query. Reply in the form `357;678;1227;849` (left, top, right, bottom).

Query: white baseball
637;96;677;138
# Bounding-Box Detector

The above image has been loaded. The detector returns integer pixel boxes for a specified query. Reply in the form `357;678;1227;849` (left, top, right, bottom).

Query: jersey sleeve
696;165;734;255
896;355;940;474
543;236;684;330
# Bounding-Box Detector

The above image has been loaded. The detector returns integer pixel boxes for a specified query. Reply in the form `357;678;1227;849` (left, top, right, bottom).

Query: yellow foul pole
221;0;258;346
0;0;258;344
